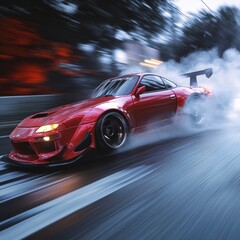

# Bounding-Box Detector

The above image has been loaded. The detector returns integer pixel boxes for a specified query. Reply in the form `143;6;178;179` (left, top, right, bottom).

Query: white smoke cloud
157;48;240;123
121;48;240;149
157;48;240;87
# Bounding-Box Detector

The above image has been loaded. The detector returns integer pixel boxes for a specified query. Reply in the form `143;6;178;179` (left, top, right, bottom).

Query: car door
133;75;177;127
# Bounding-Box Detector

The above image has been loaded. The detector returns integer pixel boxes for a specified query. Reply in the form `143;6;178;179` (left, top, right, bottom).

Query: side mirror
135;86;146;97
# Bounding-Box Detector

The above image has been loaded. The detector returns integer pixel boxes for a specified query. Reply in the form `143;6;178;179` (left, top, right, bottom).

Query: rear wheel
185;97;206;127
96;112;128;151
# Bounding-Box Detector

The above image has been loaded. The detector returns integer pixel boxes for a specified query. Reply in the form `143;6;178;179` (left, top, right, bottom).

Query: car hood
18;97;116;128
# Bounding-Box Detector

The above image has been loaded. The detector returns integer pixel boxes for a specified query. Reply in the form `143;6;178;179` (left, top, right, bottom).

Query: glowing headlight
36;124;59;133
43;136;50;141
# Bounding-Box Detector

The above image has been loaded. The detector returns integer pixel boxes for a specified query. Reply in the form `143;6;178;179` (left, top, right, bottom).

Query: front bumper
9;123;95;164
1;153;86;168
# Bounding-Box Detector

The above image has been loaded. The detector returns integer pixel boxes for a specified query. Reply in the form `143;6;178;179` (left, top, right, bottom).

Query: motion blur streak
0;136;9;139
0;17;81;96
0;166;153;240
1;122;240;239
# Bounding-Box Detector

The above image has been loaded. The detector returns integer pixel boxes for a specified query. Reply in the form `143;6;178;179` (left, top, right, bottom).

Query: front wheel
96;112;128;151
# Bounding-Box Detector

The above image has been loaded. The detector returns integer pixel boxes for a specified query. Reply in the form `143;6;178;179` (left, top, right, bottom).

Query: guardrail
0;94;63;122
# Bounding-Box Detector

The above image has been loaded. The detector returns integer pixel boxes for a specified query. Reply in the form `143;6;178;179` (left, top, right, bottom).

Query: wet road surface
1;121;240;240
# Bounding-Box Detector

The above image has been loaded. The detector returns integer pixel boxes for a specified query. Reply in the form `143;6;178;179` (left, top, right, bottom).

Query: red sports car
3;69;212;167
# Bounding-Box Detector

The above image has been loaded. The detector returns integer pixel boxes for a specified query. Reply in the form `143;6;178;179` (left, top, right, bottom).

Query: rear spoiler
181;68;213;87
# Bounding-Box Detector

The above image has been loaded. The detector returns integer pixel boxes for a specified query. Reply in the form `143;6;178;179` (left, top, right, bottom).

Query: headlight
36;124;59;133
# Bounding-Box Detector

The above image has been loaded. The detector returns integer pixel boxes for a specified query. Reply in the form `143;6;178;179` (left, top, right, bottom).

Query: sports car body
3;69;212;167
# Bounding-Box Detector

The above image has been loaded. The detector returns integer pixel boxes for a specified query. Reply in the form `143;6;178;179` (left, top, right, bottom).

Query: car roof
112;72;158;79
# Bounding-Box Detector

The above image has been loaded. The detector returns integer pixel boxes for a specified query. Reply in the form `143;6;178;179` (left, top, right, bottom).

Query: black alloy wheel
96;112;128;151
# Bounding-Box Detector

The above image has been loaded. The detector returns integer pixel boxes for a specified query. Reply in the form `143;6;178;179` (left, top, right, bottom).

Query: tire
95;112;128;151
184;97;206;127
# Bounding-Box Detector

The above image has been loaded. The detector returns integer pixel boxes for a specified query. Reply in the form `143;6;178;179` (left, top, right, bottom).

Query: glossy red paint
172;86;207;112
133;89;177;126
7;72;209;166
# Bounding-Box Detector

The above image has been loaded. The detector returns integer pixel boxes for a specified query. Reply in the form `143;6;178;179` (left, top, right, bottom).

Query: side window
139;75;166;92
161;77;177;89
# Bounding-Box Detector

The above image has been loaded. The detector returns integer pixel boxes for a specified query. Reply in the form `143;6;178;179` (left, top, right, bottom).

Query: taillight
203;86;212;96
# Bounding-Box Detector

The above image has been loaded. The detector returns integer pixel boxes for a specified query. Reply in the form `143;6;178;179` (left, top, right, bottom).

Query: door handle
170;94;176;99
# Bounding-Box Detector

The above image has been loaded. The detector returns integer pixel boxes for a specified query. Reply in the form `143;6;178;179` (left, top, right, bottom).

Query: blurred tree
0;0;174;75
176;11;217;58
0;0;170;49
1;1;239;63
0;0;176;95
216;6;240;56
175;6;240;60
158;1;182;60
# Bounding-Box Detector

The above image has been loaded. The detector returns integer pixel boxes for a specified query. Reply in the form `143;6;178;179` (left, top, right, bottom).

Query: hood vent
31;112;51;118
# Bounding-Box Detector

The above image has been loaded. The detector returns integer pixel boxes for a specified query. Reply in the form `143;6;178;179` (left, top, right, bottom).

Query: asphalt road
1;118;240;240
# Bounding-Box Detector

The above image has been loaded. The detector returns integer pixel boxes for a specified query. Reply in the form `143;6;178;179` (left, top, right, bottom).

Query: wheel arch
185;93;204;106
95;109;132;130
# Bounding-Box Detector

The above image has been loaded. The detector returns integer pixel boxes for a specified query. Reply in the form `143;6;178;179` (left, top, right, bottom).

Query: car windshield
90;75;139;98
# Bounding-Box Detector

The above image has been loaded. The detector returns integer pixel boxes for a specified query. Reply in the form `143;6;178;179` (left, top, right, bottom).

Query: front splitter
1;154;85;168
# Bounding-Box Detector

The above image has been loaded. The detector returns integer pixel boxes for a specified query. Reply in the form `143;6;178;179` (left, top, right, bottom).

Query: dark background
0;0;239;96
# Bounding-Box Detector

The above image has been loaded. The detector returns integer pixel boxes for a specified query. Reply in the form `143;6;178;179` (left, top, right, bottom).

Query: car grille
11;141;56;155
11;141;36;156
35;141;55;153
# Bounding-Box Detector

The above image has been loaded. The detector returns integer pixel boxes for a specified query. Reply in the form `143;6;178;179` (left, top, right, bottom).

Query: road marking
0;135;9;139
0;165;153;240
0;123;18;127
0;94;58;99
0;175;70;204
0;157;7;170
0;155;5;160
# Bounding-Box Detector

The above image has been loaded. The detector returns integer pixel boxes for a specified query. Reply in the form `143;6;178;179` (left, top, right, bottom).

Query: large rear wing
181;68;213;87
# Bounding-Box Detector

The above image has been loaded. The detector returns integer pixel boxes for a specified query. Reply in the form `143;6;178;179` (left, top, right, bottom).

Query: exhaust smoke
121;48;240;149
